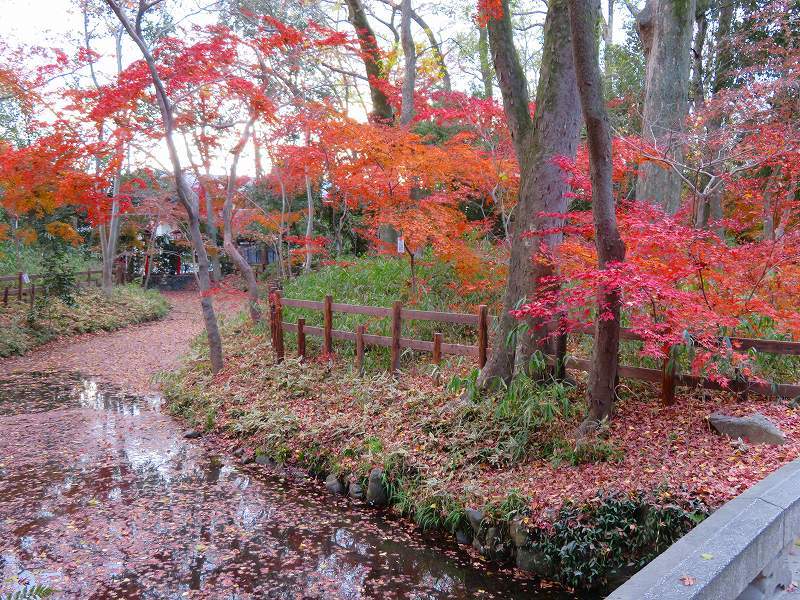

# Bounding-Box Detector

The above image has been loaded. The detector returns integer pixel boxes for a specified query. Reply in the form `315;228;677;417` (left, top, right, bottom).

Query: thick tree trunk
568;0;627;426
400;0;417;125
479;0;581;387
344;0;394;122
223;119;262;323
634;0;696;214
108;0;224;373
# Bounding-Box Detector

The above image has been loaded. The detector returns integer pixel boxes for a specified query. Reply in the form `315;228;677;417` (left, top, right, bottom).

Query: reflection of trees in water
1;373;553;599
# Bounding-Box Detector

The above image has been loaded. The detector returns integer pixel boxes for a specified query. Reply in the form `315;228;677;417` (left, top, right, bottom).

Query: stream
0;371;579;599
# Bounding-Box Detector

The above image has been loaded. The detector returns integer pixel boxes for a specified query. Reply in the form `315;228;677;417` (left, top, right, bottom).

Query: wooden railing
0;269;104;307
268;291;800;401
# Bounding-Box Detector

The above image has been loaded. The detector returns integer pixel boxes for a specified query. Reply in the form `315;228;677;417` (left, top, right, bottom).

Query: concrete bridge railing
608;457;800;600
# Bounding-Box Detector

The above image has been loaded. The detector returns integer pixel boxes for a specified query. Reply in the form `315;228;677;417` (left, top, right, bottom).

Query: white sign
22;273;30;284
397;237;405;254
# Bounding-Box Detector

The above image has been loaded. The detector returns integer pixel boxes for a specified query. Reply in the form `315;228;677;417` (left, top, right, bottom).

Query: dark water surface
0;372;578;599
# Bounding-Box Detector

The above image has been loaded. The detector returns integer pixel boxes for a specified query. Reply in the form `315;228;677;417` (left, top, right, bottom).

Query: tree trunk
223;118;262;323
634;0;696;214
478;25;493;99
568;0;627;426
304;173;314;273
206;186;222;283
690;0;709;108
400;0;417;125
479;0;581;387
344;0;394;122
604;0;614;82
107;0;224;373
409;9;451;92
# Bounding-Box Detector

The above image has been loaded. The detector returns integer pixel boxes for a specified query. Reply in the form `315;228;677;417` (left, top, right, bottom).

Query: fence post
297;318;306;360
274;290;284;362
661;345;676;405
477;304;488;368
3;287;8;306
323;294;333;355
30;283;35;307
391;301;402;372
17;272;22;302
356;324;365;376
433;332;442;365
87;269;92;284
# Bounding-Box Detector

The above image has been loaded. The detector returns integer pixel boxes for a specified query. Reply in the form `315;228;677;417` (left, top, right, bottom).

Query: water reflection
0;371;579;599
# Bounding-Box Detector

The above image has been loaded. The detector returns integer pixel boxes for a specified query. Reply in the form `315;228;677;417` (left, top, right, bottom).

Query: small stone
232;447;245;458
731;437;749;453
465;508;484;534
255;454;272;466
348;481;365;500
516;547;550;577
509;516;530;547
325;474;345;495
239;455;254;465
455;529;472;545
366;468;388;506
709;412;787;445
184;430;201;439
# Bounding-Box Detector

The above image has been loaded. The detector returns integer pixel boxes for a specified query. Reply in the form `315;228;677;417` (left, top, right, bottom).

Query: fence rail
0;269;105;307
269;291;800;401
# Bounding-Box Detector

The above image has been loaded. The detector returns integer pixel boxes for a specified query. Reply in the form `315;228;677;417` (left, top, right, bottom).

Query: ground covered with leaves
0;284;169;358
165;315;800;589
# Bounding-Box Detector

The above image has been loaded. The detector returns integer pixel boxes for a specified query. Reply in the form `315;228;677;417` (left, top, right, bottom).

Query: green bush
0;285;169;357
530;492;706;589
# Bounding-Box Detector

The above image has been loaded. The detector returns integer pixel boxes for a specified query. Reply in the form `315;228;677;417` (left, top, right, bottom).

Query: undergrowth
0;284;169;357
160;314;708;590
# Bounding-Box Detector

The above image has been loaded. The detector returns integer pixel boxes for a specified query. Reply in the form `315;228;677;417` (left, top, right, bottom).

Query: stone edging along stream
607;456;800;600
215;433;701;592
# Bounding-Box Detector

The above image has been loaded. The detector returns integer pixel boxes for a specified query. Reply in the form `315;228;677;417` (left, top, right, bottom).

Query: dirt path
0;291;242;394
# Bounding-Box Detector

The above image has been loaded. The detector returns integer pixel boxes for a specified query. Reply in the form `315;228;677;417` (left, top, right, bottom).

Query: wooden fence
0;269;105;307
268;291;800;402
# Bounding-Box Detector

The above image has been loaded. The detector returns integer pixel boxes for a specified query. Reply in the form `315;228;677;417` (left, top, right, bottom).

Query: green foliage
280;254;496;370
0;240;97;277
40;243;78;306
0;285;169;357
531;493;706;589
445;358;580;466
550;437;624;467
0;585;55;600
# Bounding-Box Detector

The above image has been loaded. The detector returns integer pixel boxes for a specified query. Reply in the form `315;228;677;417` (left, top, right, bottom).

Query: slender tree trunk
634;0;696;214
698;0;736;234
344;0;394;122
400;0;417;125
479;0;581;387
478;25;493;99
304;172;314;273
690;0;709;108
206;188;222;283
409;9;451;92
604;0;614;82
223;118;262;323
107;0;224;373
568;0;627;426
